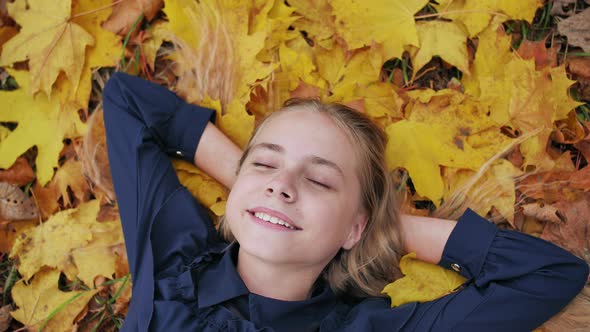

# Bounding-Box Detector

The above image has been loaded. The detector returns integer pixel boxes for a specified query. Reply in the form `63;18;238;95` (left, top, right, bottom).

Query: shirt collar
196;243;340;329
197;242;249;308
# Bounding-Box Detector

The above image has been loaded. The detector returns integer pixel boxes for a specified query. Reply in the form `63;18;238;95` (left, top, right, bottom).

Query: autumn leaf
541;193;590;263
0;70;86;185
0;0;94;97
103;0;163;35
557;8;590;53
434;0;542;37
332;0;429;60
410;21;470;77
0;26;16;53
315;43;384;101
172;159;228;215
10;269;98;331
10;200;124;285
289;0;336;49
382;252;466;307
386;89;512;204
55;0;121;109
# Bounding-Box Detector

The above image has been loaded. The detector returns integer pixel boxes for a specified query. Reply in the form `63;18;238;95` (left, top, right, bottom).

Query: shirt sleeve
406;209;589;331
102;72;217;281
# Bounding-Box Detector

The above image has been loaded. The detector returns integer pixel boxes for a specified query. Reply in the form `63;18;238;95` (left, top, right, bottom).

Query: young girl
102;72;588;332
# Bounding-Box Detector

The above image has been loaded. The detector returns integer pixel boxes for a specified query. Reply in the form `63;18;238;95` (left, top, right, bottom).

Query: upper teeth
254;212;297;230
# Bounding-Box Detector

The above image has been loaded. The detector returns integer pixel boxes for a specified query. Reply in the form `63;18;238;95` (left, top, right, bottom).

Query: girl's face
225;109;368;269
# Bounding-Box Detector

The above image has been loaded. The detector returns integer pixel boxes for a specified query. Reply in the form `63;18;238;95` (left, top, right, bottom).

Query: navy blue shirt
103;72;588;332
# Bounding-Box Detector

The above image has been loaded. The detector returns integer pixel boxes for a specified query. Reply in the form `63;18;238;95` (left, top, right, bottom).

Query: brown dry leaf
31;182;60;220
103;0;164;35
517;167;590;203
10;269;98;331
567;56;590;80
0;219;37;254
552;111;586;144
0;26;16;53
540;284;590;332
0;304;10;332
0;157;34;186
551;0;578;16
557;8;590;53
516;39;558;70
0;182;38;221
541;193;590;262
521;202;564;224
574;121;590;163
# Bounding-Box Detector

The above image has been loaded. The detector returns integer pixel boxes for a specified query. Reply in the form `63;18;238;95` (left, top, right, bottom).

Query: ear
342;212;368;250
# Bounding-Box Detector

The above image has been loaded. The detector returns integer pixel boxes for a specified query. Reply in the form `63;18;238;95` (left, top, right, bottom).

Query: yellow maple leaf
289;0;337;49
410;21;470;77
462;26;580;170
332;0;429;59
11;269;98;331
435;0;542;37
172;159;228;216
0;0;94;97
9;200;123;285
546;66;584;120
55;0;121;109
315;44;384;101
387;89;511;204
254;0;300;61
279;39;317;91
462;23;512;97
52;159;91;208
354;82;404;121
382;252;466;307
0;70;86;185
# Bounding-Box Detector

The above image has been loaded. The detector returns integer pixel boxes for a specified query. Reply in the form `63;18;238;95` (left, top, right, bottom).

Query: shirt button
175;150;184;157
451;263;461;272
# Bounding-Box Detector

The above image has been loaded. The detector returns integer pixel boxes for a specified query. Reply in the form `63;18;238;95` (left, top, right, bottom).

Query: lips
247;207;302;230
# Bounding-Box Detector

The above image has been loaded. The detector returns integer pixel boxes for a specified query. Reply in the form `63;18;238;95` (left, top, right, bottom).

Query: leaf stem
415;9;508;20
70;0;126;20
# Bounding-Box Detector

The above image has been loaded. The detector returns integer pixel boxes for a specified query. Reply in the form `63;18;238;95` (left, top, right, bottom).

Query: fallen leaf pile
0;0;589;331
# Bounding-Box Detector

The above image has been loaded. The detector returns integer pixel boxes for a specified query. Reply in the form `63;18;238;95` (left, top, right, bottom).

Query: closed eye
253;162;275;169
307;178;330;189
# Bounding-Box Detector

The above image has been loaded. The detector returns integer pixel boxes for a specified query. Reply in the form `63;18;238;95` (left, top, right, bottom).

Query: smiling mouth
248;211;302;230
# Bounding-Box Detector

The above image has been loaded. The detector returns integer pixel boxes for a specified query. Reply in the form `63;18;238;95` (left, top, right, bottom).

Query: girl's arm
193;123;242;189
399;214;456;264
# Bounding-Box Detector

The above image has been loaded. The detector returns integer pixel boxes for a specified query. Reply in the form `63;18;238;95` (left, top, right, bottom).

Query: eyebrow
250;142;345;177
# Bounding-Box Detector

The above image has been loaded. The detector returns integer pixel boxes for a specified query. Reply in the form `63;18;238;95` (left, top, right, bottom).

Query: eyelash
252;162;331;189
252;162;274;168
307;178;330;189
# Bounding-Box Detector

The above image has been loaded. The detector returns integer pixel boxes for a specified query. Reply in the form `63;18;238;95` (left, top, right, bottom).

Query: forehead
252;110;358;169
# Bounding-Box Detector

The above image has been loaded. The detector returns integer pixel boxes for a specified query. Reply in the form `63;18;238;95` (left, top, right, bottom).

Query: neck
236;248;323;301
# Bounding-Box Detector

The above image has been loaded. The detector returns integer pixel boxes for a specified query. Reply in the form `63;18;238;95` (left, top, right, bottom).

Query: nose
265;171;297;202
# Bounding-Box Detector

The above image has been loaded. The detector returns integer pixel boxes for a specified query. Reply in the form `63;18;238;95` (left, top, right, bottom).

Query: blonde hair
218;98;405;298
